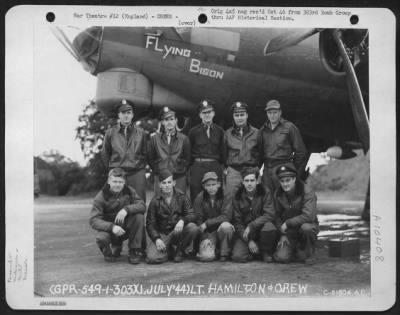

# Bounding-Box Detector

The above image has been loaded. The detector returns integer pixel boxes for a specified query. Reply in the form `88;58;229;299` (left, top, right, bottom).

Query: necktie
167;134;171;145
206;125;210;138
238;128;243;137
124;126;128;138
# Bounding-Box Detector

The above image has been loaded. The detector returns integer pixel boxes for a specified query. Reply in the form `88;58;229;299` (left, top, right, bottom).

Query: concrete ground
34;192;370;298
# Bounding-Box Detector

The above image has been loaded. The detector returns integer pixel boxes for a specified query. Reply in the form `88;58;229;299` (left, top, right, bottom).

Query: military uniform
224;102;260;198
148;107;191;193
188;100;225;202
231;169;278;262
272;163;319;264
90;169;146;263
194;172;234;261
146;179;199;263
101;99;148;201
258;100;307;194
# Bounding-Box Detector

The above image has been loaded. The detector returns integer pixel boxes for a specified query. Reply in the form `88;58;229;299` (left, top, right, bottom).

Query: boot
101;244;115;262
128;249;141;265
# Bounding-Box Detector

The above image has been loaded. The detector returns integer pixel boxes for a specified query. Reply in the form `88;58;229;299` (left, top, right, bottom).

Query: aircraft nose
52;26;102;74
72;26;103;73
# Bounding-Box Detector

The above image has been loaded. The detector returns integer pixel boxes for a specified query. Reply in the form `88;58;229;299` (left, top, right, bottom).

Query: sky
34;25;96;165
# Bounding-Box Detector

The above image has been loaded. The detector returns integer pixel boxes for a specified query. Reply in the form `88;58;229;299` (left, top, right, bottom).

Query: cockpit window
72;26;103;73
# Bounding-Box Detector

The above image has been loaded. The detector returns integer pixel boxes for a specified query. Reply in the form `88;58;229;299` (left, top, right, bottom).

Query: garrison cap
265;99;281;111
159;169;174;182
276;163;297;178
231;101;248;113
159;106;176;120
202;172;219;184
241;167;260;179
116;99;134;113
108;168;126;178
198;99;215;113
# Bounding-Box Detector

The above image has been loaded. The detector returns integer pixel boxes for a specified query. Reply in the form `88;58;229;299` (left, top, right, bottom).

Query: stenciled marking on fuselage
189;58;224;80
145;35;191;59
145;35;224;80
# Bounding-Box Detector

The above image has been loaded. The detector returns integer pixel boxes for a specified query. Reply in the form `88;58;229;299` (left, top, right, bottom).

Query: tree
39;150;84;195
75;100;116;191
76;99;115;160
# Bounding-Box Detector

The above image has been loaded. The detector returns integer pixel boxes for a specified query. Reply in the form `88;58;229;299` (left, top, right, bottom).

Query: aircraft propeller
331;29;369;153
264;28;322;55
265;28;369;153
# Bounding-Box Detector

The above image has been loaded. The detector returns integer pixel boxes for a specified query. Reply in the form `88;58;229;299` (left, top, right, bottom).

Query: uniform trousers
125;169;147;202
262;165;281;194
146;223;199;264
190;161;223;202
224;166;244;200
95;213;144;252
232;222;279;262
273;222;319;263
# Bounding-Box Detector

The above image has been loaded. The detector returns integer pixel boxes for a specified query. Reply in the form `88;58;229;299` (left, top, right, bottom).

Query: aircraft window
190;28;240;52
72;26;102;72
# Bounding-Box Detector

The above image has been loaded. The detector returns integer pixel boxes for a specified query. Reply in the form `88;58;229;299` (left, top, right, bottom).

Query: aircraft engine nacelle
96;68;196;117
319;29;368;76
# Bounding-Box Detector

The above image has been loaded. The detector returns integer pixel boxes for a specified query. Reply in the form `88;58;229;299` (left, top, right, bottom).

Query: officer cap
201;172;219;184
241;167;260;179
116;99;134;113
159;106;176;120
276;163;297;178
108;168;126;178
159;169;174;182
231;101;248;113
198;99;215;113
265;99;281;111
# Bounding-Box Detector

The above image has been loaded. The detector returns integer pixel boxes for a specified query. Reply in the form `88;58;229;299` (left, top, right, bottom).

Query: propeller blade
51;26;80;61
332;29;369;153
264;28;321;55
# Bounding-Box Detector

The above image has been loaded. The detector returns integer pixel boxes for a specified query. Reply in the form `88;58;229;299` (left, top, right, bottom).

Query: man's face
266;109;281;124
279;176;296;192
199;109;215;124
203;179;220;196
118;110;134;125
242;174;257;193
233;111;248;127
108;176;125;193
162;116;177;132
159;176;175;194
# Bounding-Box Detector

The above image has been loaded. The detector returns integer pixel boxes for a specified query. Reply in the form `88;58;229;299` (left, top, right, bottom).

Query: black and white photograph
5;5;396;311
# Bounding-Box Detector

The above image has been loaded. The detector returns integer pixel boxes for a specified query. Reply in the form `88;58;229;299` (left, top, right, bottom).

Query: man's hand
112;225;125;237
114;209;128;225
243;226;251;242
199;222;207;233
277;235;290;248
280;222;288;234
248;240;259;255
155;239;166;252
174;220;184;234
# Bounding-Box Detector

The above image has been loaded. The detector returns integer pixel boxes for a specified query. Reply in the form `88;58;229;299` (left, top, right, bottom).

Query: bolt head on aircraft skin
53;26;369;155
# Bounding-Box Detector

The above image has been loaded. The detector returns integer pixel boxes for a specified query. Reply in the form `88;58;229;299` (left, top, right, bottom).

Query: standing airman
148;106;191;193
188;99;225;202
258;99;308;194
224;101;260;198
101;99;148;202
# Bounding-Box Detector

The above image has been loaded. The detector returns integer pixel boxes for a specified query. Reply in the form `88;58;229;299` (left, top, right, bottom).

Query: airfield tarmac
34;192;370;298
